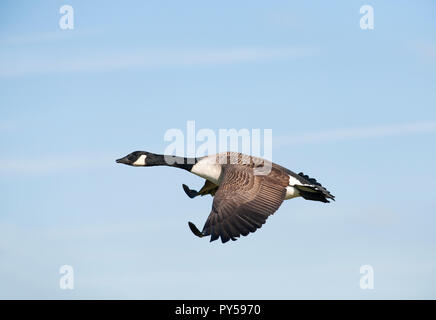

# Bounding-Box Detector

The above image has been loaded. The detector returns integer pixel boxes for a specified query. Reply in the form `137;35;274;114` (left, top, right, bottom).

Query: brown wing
201;164;289;243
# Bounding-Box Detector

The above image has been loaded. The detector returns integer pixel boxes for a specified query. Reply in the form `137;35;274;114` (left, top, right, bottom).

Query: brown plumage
202;164;288;242
186;152;332;243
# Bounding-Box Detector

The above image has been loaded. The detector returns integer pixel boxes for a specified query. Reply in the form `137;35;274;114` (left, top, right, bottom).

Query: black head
116;151;154;166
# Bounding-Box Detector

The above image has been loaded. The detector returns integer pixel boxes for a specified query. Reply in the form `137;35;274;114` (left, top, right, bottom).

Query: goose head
116;151;158;167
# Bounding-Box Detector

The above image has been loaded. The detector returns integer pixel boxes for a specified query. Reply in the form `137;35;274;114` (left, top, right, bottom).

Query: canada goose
116;151;334;243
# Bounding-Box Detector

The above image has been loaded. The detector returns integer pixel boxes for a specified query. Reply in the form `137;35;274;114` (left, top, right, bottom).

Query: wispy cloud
0;45;317;77
415;42;436;63
0;154;112;175
0;30;101;46
2;122;436;175
274;121;436;146
0;122;15;132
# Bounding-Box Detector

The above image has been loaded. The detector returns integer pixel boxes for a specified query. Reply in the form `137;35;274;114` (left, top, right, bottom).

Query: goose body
190;155;222;185
116;151;334;243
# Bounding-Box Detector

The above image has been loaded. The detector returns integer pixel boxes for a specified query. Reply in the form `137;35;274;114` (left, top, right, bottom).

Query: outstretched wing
199;165;289;243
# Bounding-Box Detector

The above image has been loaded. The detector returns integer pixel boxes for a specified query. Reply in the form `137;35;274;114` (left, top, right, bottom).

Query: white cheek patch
133;154;147;166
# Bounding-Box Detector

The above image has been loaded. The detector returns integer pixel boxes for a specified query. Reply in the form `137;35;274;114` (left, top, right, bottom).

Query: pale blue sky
0;1;435;299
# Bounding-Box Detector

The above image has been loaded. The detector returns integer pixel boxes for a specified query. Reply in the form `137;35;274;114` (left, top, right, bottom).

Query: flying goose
116;151;334;243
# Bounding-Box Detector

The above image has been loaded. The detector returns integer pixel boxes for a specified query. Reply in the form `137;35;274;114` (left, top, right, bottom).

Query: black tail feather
294;184;335;203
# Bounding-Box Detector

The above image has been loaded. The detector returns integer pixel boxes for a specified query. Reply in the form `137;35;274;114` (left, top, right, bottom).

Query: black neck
149;154;198;171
